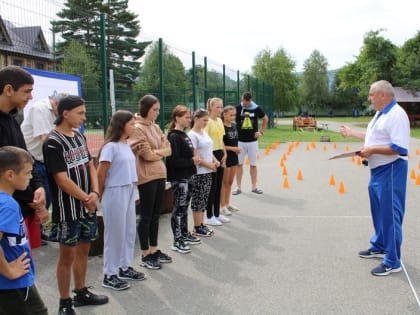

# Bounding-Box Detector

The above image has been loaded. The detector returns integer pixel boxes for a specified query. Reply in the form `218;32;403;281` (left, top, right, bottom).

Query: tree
60;40;102;127
337;30;397;107
393;31;420;90
136;41;187;108
301;50;329;113
252;48;299;113
52;0;149;89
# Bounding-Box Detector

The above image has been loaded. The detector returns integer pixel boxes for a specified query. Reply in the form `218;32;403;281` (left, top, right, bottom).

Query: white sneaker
205;216;223;226
227;205;239;212
221;207;232;216
216;214;230;223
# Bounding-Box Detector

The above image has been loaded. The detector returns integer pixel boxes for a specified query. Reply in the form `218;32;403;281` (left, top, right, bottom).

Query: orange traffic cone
323;145;328;152
333;143;337;149
306;145;310;151
282;166;288;176
283;177;289;188
244;157;250;166
416;174;420;186
416;148;420;155
410;168;416;180
329;175;336;186
418;161;420;170
338;181;345;194
345;145;350;152
351;156;355;163
356;157;362;166
280;159;284;167
297;170;303;180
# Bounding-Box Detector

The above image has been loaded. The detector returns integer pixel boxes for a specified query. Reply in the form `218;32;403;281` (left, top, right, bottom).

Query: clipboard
328;150;361;160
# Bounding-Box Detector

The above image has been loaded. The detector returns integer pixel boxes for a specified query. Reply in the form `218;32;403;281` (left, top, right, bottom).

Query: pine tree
52;0;149;89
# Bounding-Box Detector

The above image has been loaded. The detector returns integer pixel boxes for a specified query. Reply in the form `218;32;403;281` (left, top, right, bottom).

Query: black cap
54;95;84;125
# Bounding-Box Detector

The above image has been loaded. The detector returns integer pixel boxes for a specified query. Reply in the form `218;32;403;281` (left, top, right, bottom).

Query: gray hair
50;92;70;102
371;80;395;97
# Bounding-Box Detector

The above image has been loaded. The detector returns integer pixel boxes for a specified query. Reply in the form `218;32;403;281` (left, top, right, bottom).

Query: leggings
170;178;192;240
137;179;165;251
206;150;224;218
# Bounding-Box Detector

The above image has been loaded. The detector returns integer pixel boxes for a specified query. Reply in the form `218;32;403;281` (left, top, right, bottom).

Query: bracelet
91;191;100;198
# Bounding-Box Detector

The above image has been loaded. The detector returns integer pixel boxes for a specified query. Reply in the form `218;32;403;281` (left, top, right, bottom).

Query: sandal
251;188;263;194
232;188;241;195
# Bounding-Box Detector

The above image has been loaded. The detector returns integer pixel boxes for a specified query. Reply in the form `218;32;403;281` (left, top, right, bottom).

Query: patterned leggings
170;178;192;240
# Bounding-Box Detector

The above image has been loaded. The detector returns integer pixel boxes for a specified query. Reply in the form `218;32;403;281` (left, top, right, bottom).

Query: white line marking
401;260;420;309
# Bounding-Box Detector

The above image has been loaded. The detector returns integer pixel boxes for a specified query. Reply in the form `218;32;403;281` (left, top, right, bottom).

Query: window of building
36;62;45;70
12;58;23;66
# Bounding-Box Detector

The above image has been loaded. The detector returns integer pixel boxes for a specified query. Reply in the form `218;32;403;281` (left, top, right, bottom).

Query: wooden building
0;16;54;70
394;87;420;127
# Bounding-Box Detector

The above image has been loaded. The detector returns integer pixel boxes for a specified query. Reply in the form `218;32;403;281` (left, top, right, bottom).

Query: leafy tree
136;41;187;109
393;31;420;90
60;40;102;127
52;0;149;89
301;50;329;113
252;48;299;113
328;68;364;114
356;30;397;98
336;30;398;108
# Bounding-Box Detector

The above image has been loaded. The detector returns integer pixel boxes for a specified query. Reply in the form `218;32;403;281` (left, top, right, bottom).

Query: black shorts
226;151;238;167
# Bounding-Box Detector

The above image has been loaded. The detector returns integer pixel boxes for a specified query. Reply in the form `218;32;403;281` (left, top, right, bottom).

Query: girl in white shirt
187;109;219;237
97;110;145;291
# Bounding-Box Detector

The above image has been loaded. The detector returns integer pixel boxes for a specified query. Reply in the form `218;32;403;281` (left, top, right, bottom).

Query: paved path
34;120;420;314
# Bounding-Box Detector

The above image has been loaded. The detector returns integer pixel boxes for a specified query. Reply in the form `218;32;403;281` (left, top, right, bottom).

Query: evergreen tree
301;50;329;113
52;0;149;89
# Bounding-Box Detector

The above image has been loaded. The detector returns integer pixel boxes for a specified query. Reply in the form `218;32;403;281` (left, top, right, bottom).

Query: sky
0;0;419;74
128;0;420;73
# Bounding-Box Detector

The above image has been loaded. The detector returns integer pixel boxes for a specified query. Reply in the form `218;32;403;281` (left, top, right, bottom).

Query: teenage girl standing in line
166;105;201;254
130;95;172;270
97;110;145;291
204;97;230;226
220;105;240;214
188;109;218;237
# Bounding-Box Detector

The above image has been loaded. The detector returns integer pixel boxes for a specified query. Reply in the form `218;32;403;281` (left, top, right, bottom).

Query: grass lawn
259;117;420;148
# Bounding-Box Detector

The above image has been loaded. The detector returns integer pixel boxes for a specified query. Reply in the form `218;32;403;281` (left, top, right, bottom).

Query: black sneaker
72;287;109;307
141;253;161;270
371;263;402;276
154;250;172;263
171;238;191;254
358;249;385;259
182;232;201;245
58;298;76;315
201;224;213;234
118;267;146;281
102;275;130;290
192;225;212;237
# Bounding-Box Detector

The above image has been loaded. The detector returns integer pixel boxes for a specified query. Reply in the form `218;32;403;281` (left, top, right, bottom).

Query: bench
293;116;317;131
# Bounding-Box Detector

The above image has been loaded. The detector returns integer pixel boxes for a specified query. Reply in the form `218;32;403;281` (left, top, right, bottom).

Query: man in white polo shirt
340;80;410;276
21;93;67;243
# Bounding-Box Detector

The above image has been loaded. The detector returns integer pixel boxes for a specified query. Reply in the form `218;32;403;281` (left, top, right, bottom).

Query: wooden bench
293;116;317;131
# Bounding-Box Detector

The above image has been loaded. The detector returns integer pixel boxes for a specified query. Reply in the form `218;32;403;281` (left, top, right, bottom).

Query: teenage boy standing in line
43;95;108;314
233;91;268;195
0;65;49;249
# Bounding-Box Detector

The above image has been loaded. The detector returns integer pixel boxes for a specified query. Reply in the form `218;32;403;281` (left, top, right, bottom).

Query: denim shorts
48;214;98;246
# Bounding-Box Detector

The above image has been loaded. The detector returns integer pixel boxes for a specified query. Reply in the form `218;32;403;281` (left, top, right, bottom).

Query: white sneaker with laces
221;207;232;216
216;214;230;223
227;205;239;212
205;216;223;226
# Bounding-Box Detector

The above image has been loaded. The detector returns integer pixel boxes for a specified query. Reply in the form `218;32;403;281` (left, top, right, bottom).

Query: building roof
0;15;53;60
394;87;420;103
